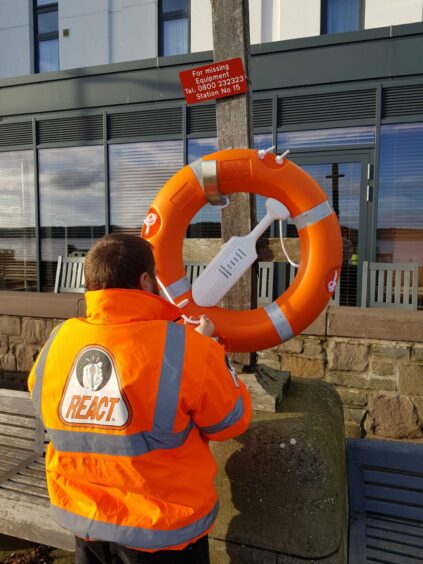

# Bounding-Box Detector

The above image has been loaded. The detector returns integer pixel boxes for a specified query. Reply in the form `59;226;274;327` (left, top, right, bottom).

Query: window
109;141;184;235
321;0;360;35
377;123;423;308
34;0;59;73
39;146;105;290
159;0;190;57
0;151;36;291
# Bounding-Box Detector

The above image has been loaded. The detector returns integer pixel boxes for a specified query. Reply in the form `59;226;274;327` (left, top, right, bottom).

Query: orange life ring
141;149;342;352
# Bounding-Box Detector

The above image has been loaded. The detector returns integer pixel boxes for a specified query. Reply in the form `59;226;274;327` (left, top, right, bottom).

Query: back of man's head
85;234;155;291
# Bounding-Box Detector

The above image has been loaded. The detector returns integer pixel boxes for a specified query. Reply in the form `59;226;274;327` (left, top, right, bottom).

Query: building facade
0;0;422;309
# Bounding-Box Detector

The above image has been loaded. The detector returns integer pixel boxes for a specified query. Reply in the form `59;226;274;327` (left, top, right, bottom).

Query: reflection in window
109;141;184;235
159;0;189;56
301;162;361;306
39;146;105;290
277;126;374;151
377;123;423;308
34;1;59;73
321;0;360;34
0;151;36;291
187;135;272;238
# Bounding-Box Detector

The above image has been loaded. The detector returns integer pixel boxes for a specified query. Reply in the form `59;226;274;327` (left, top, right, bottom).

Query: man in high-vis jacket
28;233;252;563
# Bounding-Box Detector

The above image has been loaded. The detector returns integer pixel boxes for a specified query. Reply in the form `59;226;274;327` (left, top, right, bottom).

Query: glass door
290;151;374;306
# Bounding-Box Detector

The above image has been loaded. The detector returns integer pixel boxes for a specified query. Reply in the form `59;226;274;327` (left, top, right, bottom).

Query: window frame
33;0;59;73
320;0;365;35
158;0;190;57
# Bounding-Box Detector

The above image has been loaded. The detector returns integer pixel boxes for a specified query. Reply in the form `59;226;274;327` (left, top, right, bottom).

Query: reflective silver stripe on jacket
293;200;333;231
32;322;65;419
264;302;294;342
199;395;244;435
51;500;219;550
164;276;191;300
49;322;189;456
48;421;193;456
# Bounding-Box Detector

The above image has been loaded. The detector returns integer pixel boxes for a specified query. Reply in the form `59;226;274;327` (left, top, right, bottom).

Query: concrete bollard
209;377;347;563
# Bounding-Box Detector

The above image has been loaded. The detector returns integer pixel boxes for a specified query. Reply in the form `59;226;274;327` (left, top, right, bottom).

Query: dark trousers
75;535;210;564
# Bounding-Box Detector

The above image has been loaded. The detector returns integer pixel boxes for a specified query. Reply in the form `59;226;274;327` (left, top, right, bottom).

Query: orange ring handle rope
142;149;342;352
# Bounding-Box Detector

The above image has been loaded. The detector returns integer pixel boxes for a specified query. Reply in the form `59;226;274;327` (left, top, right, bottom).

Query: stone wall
0;291;422;442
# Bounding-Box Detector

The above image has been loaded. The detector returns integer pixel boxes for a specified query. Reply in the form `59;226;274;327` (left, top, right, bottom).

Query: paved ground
0;536;74;563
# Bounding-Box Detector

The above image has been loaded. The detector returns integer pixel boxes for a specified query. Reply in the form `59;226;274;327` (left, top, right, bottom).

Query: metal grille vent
37;115;103;144
108;107;183;139
382;84;423;118
0;122;32;147
278;90;376;126
253;98;272;128
187;105;216;134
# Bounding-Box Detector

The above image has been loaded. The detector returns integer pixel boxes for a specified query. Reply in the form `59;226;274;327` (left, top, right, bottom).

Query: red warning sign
179;57;248;105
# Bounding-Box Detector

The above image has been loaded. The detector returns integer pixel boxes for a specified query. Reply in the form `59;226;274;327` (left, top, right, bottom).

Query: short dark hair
85;234;155;291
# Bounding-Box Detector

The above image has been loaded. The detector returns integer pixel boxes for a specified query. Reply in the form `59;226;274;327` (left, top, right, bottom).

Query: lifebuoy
142;149;342;352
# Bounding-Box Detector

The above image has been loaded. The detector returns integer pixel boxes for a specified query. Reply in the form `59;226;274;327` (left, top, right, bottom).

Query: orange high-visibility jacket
28;289;251;552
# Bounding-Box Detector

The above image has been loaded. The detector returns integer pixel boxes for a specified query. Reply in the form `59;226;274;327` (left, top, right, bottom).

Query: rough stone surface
325;371;368;389
210;538;277;564
372;344;410;359
278;338;304;355
398;364;423;396
336;387;368;408
22;318;54;345
414;346;423;361
210;379;346;559
0;316;20;336
0;353;16;372
16;344;40;373
370;360;395;377
345;407;366;425
364;393;423;439
326;341;369;372
345;421;362;439
0;336;8;355
281;355;324;378
303;340;323;357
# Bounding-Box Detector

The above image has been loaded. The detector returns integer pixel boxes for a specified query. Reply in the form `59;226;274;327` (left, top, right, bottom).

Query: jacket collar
85;289;182;324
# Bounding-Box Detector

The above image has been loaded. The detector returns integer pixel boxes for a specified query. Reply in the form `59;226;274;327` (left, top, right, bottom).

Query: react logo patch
59;346;132;429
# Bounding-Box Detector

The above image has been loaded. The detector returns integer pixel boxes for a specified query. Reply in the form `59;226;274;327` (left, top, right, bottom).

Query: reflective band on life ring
142;149;342;352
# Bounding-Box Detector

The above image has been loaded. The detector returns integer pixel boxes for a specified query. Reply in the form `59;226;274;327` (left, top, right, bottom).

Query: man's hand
194;315;215;337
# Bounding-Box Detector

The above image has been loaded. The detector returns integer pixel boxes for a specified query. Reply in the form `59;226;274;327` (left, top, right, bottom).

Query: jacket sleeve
191;339;252;442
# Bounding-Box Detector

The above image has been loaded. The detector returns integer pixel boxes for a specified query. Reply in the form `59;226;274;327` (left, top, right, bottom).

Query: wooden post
210;0;257;367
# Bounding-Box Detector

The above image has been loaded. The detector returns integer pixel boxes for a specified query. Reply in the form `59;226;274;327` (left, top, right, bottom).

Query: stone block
370;360;395;377
364;393;423;439
345;407;366;424
325;371;367;389
344;421;362;439
414;346;423;361
210;538;277;564
0;353;16;372
278;338;304;355
0;336;8;355
303;339;323;357
210;379;346;559
327;341;369;372
327;307;423;343
16;344;40;373
367;377;396;391
336;387;368;408
256;350;281;370
22;318;54;345
398;364;423;396
281;355;324;379
372;343;410;359
0;315;21;336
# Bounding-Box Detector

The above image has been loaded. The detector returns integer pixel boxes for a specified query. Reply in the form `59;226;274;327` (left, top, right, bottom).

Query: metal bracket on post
202;160;227;206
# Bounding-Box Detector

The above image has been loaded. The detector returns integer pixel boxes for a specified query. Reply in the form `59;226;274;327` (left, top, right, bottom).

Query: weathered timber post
210;0;257;366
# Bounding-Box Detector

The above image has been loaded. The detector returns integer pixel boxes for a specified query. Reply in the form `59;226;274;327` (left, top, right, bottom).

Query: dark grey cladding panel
0;121;32;147
108;107;183;138
383;84;423;118
37;115;103;143
253;98;272;128
278;90;376;126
